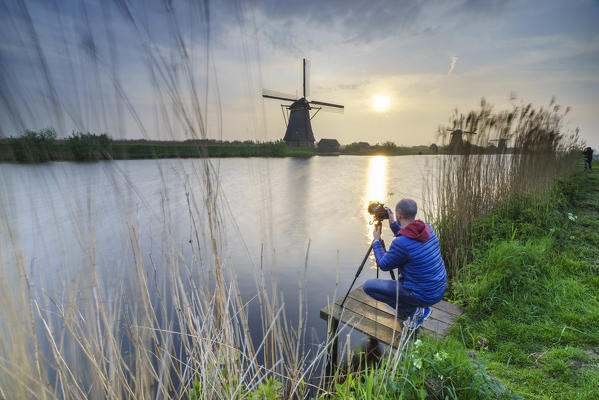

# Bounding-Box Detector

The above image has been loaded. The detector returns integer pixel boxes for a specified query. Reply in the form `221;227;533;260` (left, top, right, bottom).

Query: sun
372;94;391;112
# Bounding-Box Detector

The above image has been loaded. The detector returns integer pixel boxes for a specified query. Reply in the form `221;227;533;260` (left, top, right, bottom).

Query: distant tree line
1;129;114;162
341;141;435;156
0;130;320;162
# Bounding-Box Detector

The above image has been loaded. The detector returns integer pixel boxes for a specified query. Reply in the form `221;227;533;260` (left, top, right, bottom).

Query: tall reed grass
0;1;584;398
425;98;582;285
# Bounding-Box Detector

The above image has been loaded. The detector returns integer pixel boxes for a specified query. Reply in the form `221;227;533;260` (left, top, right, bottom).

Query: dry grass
0;162;335;399
425;97;582;285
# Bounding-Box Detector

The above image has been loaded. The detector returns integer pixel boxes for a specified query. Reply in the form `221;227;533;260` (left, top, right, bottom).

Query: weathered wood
321;304;403;347
337;297;405;332
348;288;459;325
320;285;463;346
431;299;464;317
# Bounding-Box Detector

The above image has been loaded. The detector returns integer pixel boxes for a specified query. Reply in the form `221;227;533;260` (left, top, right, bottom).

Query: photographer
363;199;447;328
583;147;593;171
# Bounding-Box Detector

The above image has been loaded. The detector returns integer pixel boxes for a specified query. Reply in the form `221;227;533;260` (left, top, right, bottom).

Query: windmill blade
303;58;311;98
312;104;344;114
262;89;297;102
309;100;344;109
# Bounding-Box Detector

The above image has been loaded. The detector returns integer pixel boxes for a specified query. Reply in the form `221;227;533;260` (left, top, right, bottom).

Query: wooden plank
339;297;405;333
321;285;463;340
433;300;464;317
320;304;403;346
348;287;460;326
421;316;450;336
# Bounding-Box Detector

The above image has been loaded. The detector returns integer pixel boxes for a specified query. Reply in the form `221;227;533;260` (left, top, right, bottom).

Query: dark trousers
363;278;429;316
585;158;592;171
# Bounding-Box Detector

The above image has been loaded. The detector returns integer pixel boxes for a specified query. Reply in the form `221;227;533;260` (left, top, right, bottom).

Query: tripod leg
378;239;396;281
339;243;373;309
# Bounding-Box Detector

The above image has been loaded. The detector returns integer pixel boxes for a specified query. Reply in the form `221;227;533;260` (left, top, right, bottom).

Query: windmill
447;129;477;149
262;59;344;147
488;138;508;153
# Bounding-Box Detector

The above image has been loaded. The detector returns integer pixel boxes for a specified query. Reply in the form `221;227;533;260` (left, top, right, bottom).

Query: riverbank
324;162;598;399
0;130;444;162
451;162;599;399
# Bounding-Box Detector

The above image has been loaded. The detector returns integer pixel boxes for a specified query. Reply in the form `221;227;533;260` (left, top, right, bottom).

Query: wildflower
567;213;577;221
468;351;477;360
480;338;487;347
434;351;448;361
414;359;422;369
414;339;422;348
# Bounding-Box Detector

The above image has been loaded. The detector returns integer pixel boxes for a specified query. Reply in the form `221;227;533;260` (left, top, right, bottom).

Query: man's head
395;199;417;221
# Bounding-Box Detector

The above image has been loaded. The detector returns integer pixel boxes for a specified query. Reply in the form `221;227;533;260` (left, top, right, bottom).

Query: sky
1;0;598;148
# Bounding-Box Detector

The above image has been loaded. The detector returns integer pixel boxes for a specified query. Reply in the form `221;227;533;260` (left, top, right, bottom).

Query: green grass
321;162;597;400
450;162;599;399
2;129;449;162
325;338;520;400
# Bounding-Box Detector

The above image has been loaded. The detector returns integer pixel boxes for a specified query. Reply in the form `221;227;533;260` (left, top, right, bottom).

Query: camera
367;201;389;221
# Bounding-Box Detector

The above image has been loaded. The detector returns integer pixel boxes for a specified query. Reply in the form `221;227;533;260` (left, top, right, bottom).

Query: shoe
409;307;431;330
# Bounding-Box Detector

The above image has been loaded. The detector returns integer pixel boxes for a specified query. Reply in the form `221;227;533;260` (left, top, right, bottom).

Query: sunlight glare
372;94;391;112
364;155;388;244
366;156;388;202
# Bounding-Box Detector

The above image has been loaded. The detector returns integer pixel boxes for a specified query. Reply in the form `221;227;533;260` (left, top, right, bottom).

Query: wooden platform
320;286;463;347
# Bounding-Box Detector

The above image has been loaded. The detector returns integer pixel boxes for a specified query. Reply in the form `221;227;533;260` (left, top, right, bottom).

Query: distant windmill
262;59;344;147
447;129;477;148
489;138;508;153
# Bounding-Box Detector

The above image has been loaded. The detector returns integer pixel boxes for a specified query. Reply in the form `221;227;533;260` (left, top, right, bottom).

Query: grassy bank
0;132;319;162
317;163;597;400
451;163;599;399
1;130;446;162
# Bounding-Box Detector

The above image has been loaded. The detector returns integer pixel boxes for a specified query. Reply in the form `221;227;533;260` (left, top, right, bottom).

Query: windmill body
489;138;508;153
263;59;344;147
284;98;315;146
449;129;465;148
447;129;477;150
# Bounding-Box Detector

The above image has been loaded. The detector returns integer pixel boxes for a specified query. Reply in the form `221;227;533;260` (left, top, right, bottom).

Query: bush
67;132;113;161
9;128;57;162
328;338;521;400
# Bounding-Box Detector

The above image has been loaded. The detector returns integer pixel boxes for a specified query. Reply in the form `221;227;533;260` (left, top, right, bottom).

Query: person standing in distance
583;147;593;171
363;199;447;329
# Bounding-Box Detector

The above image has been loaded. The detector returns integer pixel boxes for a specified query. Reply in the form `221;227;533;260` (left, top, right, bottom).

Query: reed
0;158;337;399
425;97;582;285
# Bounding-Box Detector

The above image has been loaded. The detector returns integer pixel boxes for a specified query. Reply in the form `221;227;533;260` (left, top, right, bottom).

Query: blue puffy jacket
373;221;447;304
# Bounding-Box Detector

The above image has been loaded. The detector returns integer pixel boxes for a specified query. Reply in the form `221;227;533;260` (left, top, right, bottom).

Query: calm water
1;155;439;350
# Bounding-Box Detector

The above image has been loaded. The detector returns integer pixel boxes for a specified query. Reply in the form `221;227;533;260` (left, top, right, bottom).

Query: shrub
9;128;57;162
67;132;113;161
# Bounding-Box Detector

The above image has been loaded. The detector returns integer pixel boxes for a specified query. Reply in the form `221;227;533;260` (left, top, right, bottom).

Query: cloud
448;56;458;75
245;0;425;50
335;80;371;91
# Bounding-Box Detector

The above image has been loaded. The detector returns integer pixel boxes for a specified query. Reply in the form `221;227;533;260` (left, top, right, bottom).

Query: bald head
396;199;417;220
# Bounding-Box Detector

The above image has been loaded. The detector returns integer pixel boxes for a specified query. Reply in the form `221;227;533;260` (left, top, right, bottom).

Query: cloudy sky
1;0;598;148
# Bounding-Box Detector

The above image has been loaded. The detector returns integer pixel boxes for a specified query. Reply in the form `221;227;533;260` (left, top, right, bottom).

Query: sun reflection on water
364;156;388;241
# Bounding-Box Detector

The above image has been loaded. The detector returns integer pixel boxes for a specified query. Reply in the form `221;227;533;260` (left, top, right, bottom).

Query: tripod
338;221;395;310
326;220;396;376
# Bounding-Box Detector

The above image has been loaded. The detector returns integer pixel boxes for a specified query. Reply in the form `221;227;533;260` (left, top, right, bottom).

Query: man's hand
373;223;382;241
385;207;396;223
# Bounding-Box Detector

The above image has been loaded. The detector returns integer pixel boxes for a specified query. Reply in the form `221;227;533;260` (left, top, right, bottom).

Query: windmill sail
262;59;344;146
303;59;310;98
262;89;297;102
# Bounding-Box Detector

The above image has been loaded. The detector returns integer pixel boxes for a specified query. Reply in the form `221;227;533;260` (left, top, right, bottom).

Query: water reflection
363;156;388;240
